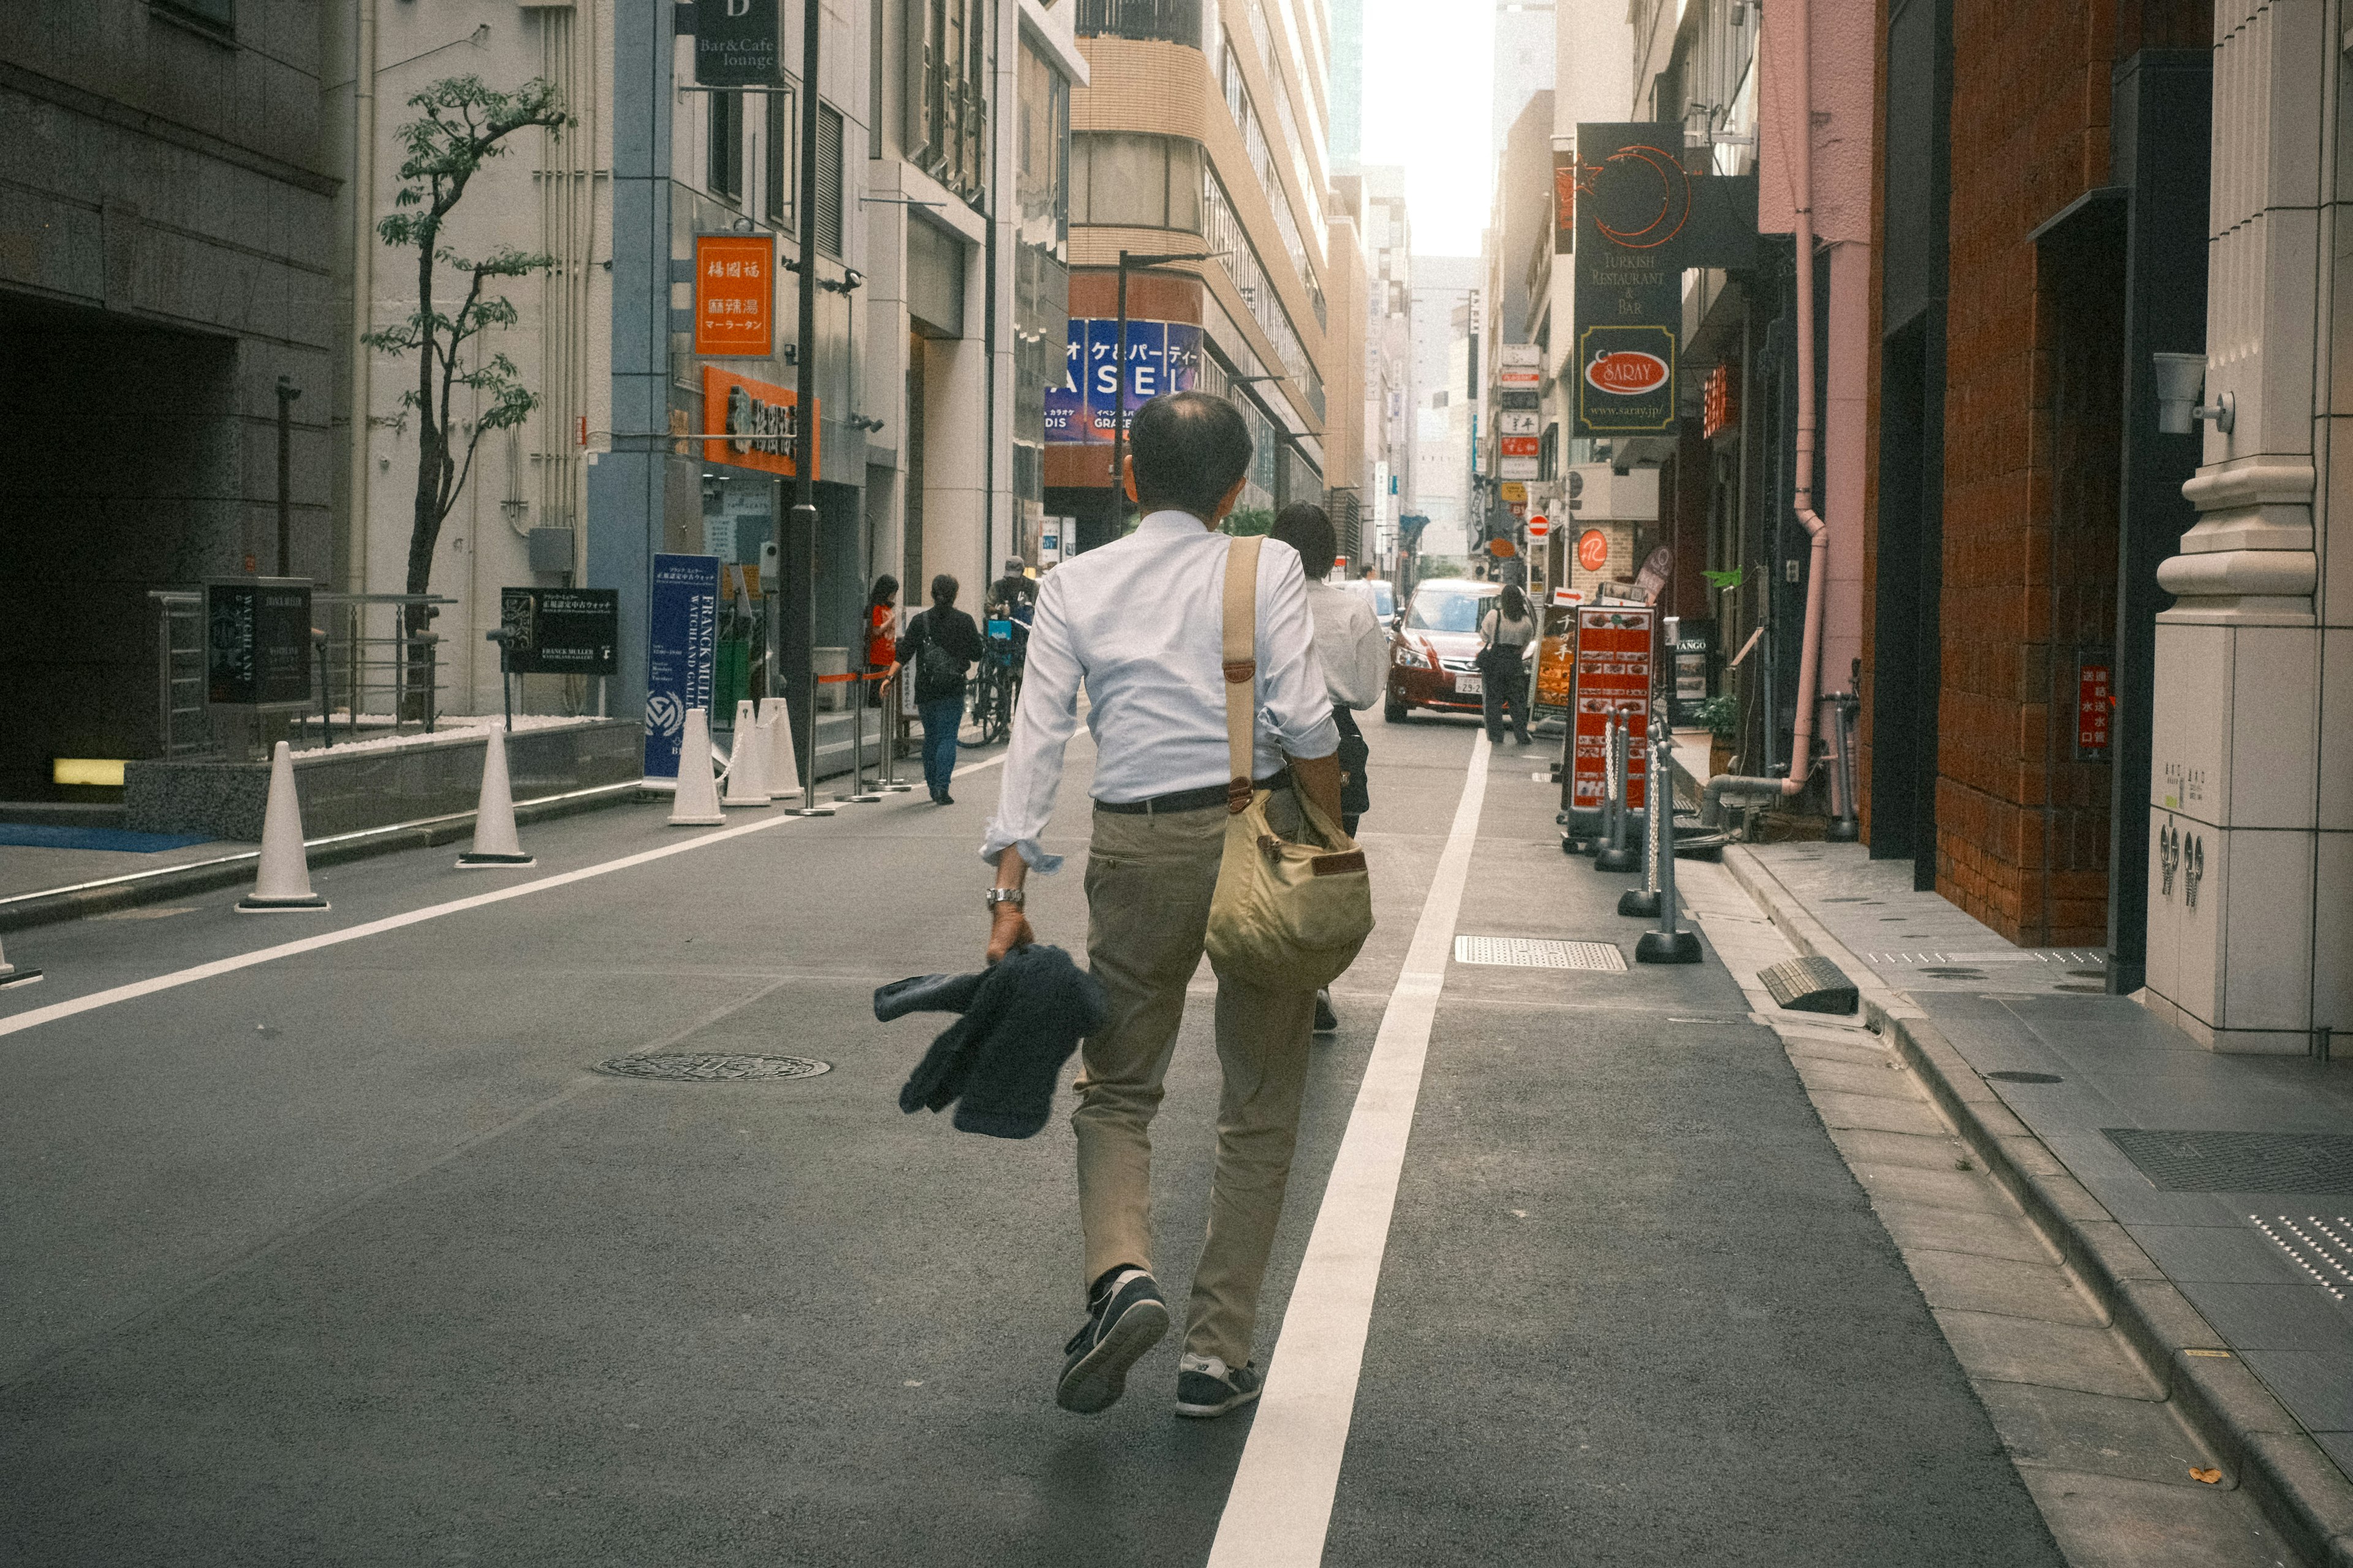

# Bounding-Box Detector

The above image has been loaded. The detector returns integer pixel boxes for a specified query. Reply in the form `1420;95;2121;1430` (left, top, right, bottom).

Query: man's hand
987;904;1036;964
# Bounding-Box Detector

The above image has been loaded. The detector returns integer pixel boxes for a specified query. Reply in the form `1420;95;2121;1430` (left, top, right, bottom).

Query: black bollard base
1594;847;1641;873
1825;820;1860;843
1617;888;1661;918
1635;929;1703;964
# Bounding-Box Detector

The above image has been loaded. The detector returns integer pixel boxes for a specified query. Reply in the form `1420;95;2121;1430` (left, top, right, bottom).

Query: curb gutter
1722;844;2353;1568
0;782;647;934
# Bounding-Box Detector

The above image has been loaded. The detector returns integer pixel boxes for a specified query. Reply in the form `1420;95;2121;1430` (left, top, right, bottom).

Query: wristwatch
985;887;1026;910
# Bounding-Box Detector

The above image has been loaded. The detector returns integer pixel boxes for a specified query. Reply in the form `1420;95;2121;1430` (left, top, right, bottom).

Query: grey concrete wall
0;0;337;797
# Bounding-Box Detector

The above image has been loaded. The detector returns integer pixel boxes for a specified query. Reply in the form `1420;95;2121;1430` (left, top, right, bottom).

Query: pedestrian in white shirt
979;392;1346;1422
1268;502;1385;1035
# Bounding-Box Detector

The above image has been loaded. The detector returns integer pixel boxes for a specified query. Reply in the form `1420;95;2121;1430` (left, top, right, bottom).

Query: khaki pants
1075;799;1319;1368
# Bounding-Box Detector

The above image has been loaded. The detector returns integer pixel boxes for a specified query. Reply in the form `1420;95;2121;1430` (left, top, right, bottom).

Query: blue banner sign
643;552;719;780
1045;318;1203;444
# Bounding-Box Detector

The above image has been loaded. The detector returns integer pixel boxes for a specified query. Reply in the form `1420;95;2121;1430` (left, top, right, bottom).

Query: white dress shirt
1303;580;1388;711
980;510;1341;873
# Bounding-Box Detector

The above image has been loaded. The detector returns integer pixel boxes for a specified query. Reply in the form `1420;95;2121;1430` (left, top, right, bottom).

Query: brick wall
1933;0;2207;946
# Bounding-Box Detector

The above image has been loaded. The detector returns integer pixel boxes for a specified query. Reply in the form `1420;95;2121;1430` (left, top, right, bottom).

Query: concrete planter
125;719;643;841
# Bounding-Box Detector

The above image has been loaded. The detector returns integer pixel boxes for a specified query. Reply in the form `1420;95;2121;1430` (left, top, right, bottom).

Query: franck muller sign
695;0;782;88
1571;124;1757;438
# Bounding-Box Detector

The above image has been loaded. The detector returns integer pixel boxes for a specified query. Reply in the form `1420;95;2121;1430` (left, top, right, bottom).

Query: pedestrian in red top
865;574;901;708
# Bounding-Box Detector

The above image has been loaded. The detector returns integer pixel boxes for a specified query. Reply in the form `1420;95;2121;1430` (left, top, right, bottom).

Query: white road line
0;752;1009;1041
1205;732;1491;1568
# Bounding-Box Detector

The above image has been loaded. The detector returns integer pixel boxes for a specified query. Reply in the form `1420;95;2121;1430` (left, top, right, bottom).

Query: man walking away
904;574;984;804
1268;502;1385;1034
979;390;1346;1420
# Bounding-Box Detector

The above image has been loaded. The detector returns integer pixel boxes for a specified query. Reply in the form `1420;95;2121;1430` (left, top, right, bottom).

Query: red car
1384;579;1502;722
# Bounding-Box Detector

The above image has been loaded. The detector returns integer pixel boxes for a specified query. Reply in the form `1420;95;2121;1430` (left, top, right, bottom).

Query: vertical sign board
693;233;775;359
1571;124;1757;439
694;0;782;86
207;578;312;708
2076;653;2113;761
1561;606;1656;828
501;588;620;675
643;555;720;781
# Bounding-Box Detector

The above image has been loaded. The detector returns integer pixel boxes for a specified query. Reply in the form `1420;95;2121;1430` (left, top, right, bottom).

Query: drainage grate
2104;1129;2353;1194
1453;936;1627;972
596;1053;833;1083
2250;1215;2353;1301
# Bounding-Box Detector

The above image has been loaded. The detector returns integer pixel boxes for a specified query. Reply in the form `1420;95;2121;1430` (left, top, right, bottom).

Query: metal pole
1597;705;1640;871
878;668;912;790
275;377;299;577
1825;691;1861;841
1112;252;1131;526
316;629;333;747
1637;699;1702;963
841;676;882;802
784;0;833;817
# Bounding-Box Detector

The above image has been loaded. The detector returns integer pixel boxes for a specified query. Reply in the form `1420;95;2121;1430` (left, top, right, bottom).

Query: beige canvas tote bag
1203;535;1376;991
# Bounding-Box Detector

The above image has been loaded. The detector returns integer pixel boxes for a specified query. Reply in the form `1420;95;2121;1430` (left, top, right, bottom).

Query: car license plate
1454;673;1483;697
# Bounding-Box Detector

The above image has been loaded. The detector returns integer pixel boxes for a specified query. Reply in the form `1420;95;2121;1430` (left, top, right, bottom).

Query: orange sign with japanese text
702;365;819;480
694;233;774;358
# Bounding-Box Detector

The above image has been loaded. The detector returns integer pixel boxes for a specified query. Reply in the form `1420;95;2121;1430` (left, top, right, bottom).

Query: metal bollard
839;675;884;803
1825;691;1861;843
1636;700;1702;963
1618;748;1663;918
1596;705;1641;873
876;670;914;792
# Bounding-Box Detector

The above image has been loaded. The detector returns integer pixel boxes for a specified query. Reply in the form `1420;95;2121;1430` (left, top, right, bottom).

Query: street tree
364;75;570;697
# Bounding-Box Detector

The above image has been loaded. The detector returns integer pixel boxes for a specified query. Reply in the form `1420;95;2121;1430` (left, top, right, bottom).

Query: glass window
1407;585;1495;633
709;91;743;204
1166;139;1202;233
1086;134;1169;227
763;86;795;228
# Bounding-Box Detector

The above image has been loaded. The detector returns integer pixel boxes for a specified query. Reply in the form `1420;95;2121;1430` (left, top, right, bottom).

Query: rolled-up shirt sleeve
978;571;1082;873
1256;542;1341;762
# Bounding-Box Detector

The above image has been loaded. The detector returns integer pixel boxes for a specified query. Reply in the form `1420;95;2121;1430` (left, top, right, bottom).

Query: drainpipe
348;0;377;594
1709;0;1830;811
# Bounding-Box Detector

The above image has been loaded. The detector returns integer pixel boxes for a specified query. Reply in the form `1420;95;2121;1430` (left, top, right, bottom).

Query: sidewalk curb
0;782;650;934
1722;844;2353;1568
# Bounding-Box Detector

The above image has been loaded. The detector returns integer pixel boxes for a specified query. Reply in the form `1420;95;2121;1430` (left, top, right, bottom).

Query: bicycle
971;616;1025;744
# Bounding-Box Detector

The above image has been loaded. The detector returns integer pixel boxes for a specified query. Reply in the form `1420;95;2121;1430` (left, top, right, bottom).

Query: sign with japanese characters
701;365;816;479
693;233;774;358
500;588;619;676
1044;318;1205;444
1561;606;1655;827
2077;653;2113;761
643;554;719;781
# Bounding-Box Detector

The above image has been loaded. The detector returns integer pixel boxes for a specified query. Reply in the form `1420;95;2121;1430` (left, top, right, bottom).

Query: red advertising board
1563;606;1654;821
701;365;819;479
1577;528;1609;573
692;233;774;358
1500;434;1541;458
2077;657;2113;760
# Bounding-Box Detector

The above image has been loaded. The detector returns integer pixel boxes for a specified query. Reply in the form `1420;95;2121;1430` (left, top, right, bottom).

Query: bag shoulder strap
1221;534;1262;814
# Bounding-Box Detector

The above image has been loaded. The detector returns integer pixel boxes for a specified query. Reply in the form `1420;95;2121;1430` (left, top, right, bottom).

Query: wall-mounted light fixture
2153;351;2233;435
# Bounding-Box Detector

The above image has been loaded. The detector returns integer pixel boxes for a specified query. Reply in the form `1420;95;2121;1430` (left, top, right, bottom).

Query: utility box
528;527;575;575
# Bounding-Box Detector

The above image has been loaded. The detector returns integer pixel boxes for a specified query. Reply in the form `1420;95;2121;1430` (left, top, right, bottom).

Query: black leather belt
1096;771;1288;815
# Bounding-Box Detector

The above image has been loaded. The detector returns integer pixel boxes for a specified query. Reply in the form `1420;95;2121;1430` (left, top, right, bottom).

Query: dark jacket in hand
879;944;1109;1139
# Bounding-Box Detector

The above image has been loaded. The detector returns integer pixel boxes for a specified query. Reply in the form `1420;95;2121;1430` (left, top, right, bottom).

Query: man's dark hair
1268;504;1337;581
1128;390;1253;519
930;573;959;607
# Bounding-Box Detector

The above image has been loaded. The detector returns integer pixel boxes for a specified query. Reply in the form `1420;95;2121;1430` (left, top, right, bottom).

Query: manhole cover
596;1053;833;1082
2251;1215;2353;1302
2105;1130;2353;1193
1987;1070;2064;1084
1453;936;1626;972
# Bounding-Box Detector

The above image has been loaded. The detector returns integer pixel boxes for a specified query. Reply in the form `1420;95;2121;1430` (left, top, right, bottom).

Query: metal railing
1075;0;1202;45
146;590;459;757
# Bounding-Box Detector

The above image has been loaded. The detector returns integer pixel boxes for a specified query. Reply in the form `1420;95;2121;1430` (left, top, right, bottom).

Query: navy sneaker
1174;1352;1262;1418
1056;1268;1169;1414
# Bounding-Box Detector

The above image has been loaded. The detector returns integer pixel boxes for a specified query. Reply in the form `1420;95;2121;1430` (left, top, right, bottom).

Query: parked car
1384;578;1502;722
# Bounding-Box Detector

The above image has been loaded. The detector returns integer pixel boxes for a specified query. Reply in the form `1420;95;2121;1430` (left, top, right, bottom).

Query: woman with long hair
865;575;901;708
1478;581;1536;745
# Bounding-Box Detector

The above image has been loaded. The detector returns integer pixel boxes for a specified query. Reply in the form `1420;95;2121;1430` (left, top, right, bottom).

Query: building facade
1045;0;1344;550
2;0;336;798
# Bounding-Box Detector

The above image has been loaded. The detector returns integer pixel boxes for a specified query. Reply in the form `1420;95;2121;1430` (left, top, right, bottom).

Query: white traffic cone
237;741;329;912
759;696;799;799
669;707;726;825
0;931;42;989
722;699;771;807
457;718;536;868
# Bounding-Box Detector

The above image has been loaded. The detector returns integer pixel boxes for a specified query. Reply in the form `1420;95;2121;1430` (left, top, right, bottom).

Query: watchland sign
1571;125;1756;438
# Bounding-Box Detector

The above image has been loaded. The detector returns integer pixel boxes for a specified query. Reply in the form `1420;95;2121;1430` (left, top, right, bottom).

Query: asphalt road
0;714;2062;1566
